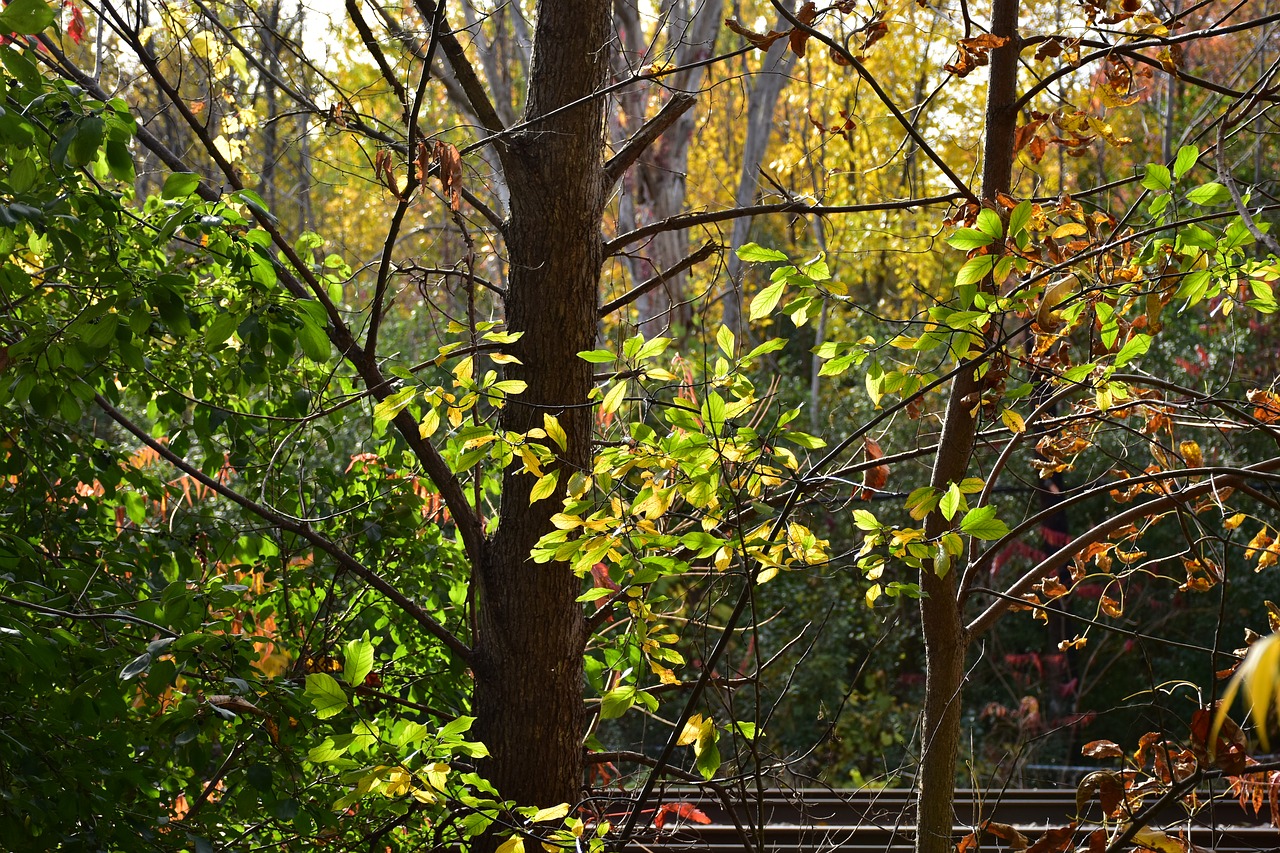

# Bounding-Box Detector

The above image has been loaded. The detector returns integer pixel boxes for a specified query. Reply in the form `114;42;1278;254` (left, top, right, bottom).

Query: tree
5;1;1280;852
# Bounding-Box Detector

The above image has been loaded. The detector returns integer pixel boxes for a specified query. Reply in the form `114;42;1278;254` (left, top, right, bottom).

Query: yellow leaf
550;513;581;530
1001;409;1026;433
519;446;545;478
1224;512;1247;530
543;413;567;451
1052;222;1087;239
1180;440;1203;468
418;408;440;438
424;762;449;791
678;714;704;746
495;837;525;853
865;583;882;607
601;380;628;415
1130;829;1183;853
756;566;779;584
531;803;571;823
529;471;559;504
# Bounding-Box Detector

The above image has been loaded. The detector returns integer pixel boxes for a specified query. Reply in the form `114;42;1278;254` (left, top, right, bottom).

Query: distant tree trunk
723;1;798;336
613;0;723;335
916;1;1019;851
472;0;609;836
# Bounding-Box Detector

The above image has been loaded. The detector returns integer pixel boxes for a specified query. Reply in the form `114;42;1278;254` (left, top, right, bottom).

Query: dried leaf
1028;823;1077;853
1081;739;1124;759
858;438;889;500
1077;770;1126;817
432;141;463;212
725;17;789;51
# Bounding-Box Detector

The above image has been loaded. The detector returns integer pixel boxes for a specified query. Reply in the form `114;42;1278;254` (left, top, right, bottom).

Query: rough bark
915;1;1020;851
471;0;611;830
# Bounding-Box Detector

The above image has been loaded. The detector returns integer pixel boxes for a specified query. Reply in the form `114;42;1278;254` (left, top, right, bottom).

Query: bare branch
0;593;177;637
965;455;1280;638
599;240;719;316
604;194;965;255
770;1;978;203
410;0;507;135
603;91;698;186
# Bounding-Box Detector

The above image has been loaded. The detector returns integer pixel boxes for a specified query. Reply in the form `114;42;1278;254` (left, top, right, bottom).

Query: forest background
3;0;1280;852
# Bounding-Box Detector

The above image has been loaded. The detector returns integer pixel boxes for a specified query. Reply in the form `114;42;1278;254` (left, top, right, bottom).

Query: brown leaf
984;821;1030;851
1088;829;1106;853
1028;823;1077;853
1077;770;1126;817
859;438;889;500
1082;739;1124;759
431;141;463;212
725;17;789;51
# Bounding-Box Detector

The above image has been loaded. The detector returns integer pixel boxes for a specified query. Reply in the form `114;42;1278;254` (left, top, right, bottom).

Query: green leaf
782;431;826;450
750;280;786;321
955;254;996;286
736;242;789;263
1186;182;1232;206
0;0;56;35
715;325;734;357
744;338;787;360
1141;164;1171;192
946;228;995;251
68;116;105;168
162;172;202;199
939;483;962;522
1173;145;1199;179
975;209;1004;239
119;652;151;681
343;638;374;688
1113;333;1152;368
1008;200;1032;238
296;315;330;361
304;673;348;719
960;505;1010;540
599;686;636;720
373;387;417;424
438;715;476;741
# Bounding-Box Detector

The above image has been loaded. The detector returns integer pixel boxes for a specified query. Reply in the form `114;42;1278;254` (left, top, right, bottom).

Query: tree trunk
916;1;1019;852
471;0;610;834
723;0;798;336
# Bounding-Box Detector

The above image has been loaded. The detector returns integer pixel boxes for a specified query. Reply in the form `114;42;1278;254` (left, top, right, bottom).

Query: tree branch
410;0;507;135
44;29;488;568
965;455;1280;638
603;92;698;186
770;0;978;203
92;394;475;664
599;240;719;316
604;194;964;255
0;593;177;637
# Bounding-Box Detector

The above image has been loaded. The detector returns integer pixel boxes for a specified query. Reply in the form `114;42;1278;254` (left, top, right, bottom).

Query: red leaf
67;2;86;45
653;801;711;830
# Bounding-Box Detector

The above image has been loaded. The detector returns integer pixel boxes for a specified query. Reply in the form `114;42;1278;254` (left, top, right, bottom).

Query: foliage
4;2;1280;853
